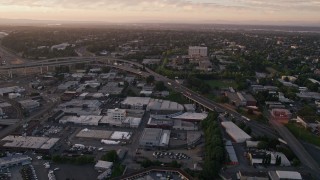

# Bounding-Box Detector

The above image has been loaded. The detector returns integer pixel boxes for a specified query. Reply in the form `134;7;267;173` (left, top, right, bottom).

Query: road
0;101;58;139
270;119;320;172
0;41;26;65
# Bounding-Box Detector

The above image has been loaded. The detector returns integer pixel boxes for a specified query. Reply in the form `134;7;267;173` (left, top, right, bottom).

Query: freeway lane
270;119;320;172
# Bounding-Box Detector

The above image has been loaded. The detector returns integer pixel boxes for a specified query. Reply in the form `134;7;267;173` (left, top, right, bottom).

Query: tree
284;76;290;82
101;150;119;163
292;158;300;167
247;109;254;115
257;141;268;149
169;160;181;168
244;126;252;135
146;75;155;84
155;81;166;91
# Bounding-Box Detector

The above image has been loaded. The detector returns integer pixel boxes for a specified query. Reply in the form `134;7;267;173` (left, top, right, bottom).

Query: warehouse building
237;171;268;180
146;99;184;114
0;136;59;153
0;154;31;169
99;82;124;95
57;81;79;91
121;97;184;114
268;171;302;180
56;99;102;115
147;118;173;129
139;128;171;149
121;97;151;109
95;160;113;171
76;128;113;139
270;108;292;124
172;112;208;122
0;86;25;96
19;100;40;112
183;104;196;112
221;121;251;143
225;141;239;165
48;110;64;122
59;115;102;126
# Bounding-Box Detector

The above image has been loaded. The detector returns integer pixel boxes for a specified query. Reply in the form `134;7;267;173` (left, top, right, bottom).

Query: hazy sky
0;0;319;24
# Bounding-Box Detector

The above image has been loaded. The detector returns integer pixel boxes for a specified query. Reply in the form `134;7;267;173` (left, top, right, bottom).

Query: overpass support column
40;66;43;74
8;69;12;78
24;67;27;75
46;66;49;72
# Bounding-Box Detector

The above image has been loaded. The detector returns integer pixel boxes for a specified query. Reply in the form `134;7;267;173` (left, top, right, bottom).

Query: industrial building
268;171;302;180
121;97;151;109
248;150;291;166
48;110;65;122
0;136;59;153
56;99;102;115
237;171;268;180
172;112;208;122
139;128;171;149
188;46;207;57
18;99;40;112
296;116;320;130
59;115;102;126
183;104;196;112
95;160;113;171
146;99;184;113
147;118;173;129
57;81;79;91
221;121;251;143
76;129;113;139
99;82;124;95
296;91;320;100
225;92;257;107
0;154;31;169
121;97;184;114
58;99;101;109
225;141;239;165
116;167;193;180
0;86;25;96
270;108;292;124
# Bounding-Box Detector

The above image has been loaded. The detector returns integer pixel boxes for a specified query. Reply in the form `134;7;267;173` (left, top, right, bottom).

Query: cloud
0;0;319;13
0;0;319;23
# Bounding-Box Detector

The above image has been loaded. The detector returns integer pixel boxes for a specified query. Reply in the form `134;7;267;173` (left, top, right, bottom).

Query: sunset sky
0;0;319;25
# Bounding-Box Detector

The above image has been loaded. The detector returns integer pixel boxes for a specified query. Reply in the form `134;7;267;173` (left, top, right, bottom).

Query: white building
108;108;126;121
268;171;302;180
95;160;113;171
139;128;171;148
188;46;207;57
221;121;251;143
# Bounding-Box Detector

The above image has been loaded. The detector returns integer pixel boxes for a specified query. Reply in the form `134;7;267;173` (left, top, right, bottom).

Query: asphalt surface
270;119;320;172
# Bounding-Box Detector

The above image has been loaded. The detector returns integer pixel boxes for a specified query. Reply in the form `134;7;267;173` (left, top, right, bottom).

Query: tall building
188;46;207;57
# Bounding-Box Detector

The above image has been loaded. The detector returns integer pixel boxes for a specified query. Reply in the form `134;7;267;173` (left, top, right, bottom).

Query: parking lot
153;151;190;160
139;148;203;170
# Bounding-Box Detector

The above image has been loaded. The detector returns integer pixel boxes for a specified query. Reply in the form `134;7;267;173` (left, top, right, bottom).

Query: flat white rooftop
76;129;113;139
1;136;59;150
172;112;208;121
